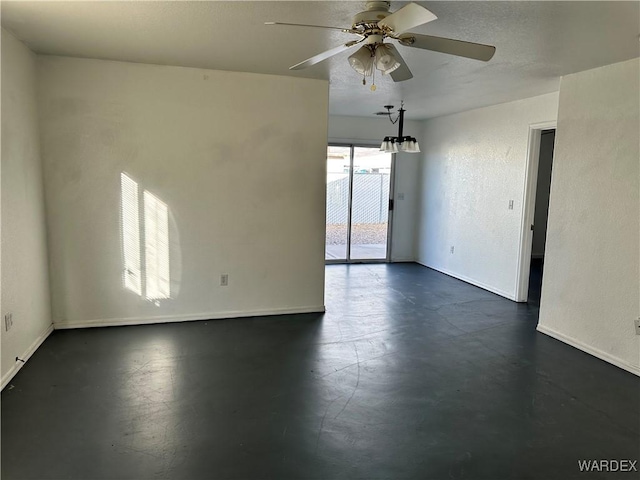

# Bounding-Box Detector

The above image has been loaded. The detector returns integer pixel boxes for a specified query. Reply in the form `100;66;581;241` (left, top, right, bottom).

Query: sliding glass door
325;145;393;263
325;146;351;261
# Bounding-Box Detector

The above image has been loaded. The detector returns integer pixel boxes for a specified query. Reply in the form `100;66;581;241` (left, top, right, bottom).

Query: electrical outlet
508;200;514;210
450;246;455;254
4;313;13;332
397;193;405;200
220;274;229;287
634;319;640;335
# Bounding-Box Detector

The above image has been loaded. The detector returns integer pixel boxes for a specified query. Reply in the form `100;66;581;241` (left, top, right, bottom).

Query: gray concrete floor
2;264;639;479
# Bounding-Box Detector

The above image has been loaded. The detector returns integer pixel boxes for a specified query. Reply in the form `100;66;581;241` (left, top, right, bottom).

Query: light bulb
375;44;401;74
348;46;375;76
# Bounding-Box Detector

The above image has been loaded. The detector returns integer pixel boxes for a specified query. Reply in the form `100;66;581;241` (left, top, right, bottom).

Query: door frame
515;121;557;302
325;142;395;264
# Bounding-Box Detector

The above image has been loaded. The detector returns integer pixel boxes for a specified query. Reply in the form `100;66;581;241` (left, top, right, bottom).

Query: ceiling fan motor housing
365;34;384;45
352;1;391;28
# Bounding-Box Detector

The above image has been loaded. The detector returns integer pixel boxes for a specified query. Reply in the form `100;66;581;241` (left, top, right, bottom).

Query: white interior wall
538;58;640;375
328;115;420;262
1;30;53;386
416;93;559;299
37;56;328;328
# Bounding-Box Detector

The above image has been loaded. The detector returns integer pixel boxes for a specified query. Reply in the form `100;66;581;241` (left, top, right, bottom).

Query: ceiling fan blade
265;22;355;34
399;33;496;61
386;44;413;82
289;40;363;70
378;3;437;35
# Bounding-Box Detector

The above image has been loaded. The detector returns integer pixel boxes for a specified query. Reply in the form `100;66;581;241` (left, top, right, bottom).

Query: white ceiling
2;1;639;120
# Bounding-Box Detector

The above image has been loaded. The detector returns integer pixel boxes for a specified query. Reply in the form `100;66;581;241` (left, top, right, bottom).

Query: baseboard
537;324;640;376
415;261;517;301
53;305;326;330
391;257;415;263
1;323;54;390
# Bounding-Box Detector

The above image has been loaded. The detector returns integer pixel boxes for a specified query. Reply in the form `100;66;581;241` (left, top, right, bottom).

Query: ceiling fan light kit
348;46;376;77
347;42;401;88
267;1;496;88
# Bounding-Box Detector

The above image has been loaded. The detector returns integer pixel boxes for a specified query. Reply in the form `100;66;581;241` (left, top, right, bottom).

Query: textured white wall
1;30;53;386
538;59;640;374
38;56;328;328
416;93;559;299
328;115;420;262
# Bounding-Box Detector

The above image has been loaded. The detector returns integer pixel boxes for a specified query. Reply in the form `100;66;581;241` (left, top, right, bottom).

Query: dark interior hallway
528;257;544;306
2;264;638;479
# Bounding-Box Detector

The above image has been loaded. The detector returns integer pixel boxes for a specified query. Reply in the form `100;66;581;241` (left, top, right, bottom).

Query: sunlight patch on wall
120;173;171;303
143;190;170;301
121;173;142;296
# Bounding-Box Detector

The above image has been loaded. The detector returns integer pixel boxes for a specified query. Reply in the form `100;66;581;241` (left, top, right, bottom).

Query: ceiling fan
266;1;496;88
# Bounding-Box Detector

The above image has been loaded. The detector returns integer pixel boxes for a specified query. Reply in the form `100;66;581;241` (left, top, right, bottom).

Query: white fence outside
326;173;390;225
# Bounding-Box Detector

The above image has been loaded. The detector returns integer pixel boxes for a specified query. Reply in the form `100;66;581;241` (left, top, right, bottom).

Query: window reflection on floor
120;173;171;302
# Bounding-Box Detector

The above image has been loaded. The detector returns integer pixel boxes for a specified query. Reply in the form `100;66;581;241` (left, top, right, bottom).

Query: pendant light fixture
378;103;420;153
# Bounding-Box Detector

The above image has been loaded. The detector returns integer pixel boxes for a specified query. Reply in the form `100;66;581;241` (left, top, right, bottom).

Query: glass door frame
325;143;395;264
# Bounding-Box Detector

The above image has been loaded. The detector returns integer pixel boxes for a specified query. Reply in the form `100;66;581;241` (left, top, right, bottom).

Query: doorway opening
516;124;556;303
325;144;394;263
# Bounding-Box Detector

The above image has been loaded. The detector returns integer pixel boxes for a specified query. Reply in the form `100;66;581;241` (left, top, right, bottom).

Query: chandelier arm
383;105;400;125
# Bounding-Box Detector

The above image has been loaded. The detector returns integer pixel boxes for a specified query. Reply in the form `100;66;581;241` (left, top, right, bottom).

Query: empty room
1;1;639;479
